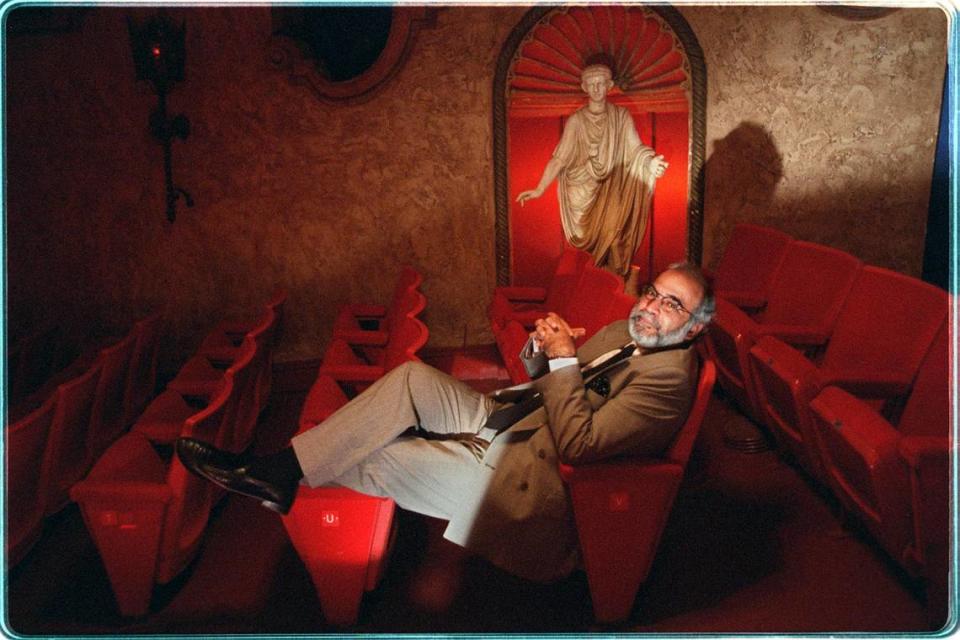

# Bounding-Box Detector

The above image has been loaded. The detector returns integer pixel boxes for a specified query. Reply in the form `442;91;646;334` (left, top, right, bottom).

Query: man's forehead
653;270;703;307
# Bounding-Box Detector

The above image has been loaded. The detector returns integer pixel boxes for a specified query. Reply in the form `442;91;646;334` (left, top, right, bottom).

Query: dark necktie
484;342;637;434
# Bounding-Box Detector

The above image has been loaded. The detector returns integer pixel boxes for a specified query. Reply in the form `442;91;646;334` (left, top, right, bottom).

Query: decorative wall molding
267;6;433;105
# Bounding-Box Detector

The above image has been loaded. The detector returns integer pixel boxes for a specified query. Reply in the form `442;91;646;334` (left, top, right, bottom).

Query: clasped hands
530;312;585;359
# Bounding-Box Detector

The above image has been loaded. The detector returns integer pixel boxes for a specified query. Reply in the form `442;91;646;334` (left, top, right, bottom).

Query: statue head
580;63;614;103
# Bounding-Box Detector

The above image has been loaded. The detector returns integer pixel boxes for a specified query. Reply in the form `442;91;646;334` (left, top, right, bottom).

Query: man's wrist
548;356;578;372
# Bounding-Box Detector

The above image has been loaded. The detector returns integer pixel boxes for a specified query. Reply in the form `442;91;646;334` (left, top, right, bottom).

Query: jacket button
537;449;546;459
519;481;529;491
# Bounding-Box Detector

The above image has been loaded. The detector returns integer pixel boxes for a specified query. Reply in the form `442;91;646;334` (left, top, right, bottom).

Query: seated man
176;261;715;582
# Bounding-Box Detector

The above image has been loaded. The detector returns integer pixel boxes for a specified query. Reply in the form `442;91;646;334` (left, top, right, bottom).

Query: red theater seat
167;308;276;401
42;363;102;515
281;374;396;626
710;223;791;311
70;378;232;617
559;357;716;623
198;289;287;364
495;264;626;385
333;266;423;347
86;332;138;461
8;322;60;405
6;396;56;567
133;339;258;451
489;247;591;333
318;303;428;394
705;241;861;421
808;322;949;586
122;313;164;427
748;266;947;481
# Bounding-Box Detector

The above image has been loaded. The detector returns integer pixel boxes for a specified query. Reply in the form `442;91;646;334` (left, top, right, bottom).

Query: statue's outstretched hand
651;154;669;178
516;188;543;206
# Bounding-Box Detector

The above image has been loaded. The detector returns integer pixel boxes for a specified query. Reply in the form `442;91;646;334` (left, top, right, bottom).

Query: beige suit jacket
455;319;697;582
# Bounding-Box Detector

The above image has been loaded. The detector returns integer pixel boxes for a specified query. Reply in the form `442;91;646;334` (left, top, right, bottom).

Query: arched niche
493;5;706;286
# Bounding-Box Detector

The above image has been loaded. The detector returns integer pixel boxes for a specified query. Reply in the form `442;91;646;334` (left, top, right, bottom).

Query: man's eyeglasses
639;284;691;317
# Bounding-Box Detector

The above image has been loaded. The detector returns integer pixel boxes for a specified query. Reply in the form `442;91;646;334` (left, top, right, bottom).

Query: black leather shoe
175;437;298;515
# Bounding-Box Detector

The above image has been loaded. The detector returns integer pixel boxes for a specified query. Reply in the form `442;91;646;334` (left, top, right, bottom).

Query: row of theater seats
704;223;949;608
7;313;163;568
282;267;428;626
317;265;429;394
489;247;637;384
67;291;286;617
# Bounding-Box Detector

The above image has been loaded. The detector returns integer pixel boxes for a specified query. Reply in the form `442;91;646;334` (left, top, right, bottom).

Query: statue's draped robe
553;102;658;276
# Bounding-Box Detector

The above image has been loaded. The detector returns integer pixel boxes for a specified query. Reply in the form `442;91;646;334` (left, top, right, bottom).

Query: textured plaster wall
5;5;947;372
678;5;947;274
6;6;524;368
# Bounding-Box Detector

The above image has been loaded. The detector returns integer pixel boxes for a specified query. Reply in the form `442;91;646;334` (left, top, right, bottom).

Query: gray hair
666;261;715;325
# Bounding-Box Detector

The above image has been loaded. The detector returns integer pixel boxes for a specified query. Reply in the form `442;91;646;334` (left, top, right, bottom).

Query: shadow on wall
701;121;932;279
702;122;784;270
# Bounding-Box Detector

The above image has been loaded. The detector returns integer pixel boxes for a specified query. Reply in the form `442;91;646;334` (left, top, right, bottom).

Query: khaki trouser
290;361;500;523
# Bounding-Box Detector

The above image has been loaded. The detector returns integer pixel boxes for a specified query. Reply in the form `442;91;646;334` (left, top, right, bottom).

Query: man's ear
685;323;705;341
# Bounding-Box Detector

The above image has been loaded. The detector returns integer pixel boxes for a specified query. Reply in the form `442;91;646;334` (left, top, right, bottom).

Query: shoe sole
194;467;292;515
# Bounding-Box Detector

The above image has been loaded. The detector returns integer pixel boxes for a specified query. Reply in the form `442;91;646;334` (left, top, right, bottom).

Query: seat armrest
333;328;389;347
817;367;913;398
343;303;387;319
511;309;550;329
497;286;547;303
558;458;682;483
717;289;767;313
70;433;172;503
756;323;831;347
212;319;254;340
898;436;951;467
316;363;386;384
70;480;174;504
752;335;821;389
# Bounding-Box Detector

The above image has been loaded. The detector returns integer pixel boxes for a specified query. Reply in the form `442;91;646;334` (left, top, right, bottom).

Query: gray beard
629;312;694;348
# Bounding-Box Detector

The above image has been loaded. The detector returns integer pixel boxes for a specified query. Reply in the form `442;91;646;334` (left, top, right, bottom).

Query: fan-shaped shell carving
508;5;690;116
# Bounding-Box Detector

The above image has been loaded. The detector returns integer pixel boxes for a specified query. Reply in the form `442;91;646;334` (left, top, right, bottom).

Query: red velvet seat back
264;288;288;348
156;378;233;583
562;264;623;341
756;241;861;328
713;223;791;300
87;332;137;459
123;313;163;426
247;308;278;417
44;363;102;515
222;338;261;453
9;323;60;403
7;396;56;567
821;266;946;378
382;311;429;371
667;357;716;465
898;322;949;438
543;248;591;311
601;291;638;328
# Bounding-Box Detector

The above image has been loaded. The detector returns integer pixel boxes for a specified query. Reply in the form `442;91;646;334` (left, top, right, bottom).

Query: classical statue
516;63;669;276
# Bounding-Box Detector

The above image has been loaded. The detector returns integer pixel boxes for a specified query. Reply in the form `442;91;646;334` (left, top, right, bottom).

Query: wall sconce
128;12;193;223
